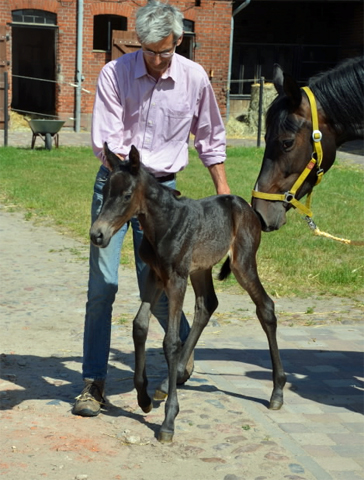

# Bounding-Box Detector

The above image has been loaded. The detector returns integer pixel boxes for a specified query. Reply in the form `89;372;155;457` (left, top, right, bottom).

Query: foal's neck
137;176;178;240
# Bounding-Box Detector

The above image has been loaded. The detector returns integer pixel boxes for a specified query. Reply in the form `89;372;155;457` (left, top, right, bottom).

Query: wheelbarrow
28;119;65;150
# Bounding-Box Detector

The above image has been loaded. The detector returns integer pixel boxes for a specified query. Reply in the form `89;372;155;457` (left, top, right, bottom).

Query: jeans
82;164;191;381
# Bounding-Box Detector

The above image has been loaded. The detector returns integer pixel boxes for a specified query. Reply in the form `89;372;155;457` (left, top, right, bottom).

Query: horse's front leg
133;270;162;414
158;275;187;443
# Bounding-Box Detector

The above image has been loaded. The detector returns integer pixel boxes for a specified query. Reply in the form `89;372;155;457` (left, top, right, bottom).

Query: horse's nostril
90;230;103;246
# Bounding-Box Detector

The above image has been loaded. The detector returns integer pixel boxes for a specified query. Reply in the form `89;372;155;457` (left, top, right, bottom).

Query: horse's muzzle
89;223;113;248
251;198;287;232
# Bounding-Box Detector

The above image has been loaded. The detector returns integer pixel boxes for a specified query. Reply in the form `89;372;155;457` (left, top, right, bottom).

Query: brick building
0;0;362;131
0;0;232;130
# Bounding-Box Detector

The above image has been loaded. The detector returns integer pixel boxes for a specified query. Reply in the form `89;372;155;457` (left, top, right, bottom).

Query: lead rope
305;216;364;245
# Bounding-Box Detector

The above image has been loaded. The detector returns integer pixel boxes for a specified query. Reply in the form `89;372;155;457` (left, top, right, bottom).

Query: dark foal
90;143;286;443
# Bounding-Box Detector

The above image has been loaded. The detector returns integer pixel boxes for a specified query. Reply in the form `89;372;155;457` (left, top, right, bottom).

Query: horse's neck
312;85;364;146
335;129;364;147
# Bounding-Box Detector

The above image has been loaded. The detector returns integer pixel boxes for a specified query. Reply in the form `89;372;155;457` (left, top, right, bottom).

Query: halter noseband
252;86;324;218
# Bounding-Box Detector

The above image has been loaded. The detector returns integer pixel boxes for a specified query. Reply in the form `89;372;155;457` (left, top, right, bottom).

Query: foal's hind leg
230;246;286;409
133;270;163;414
154;269;218;399
177;269;218;383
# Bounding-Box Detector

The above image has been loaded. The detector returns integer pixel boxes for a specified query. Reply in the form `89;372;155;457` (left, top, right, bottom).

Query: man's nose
151;54;163;65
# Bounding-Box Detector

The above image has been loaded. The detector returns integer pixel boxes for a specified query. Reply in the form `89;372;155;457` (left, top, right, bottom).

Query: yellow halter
251;86;324;218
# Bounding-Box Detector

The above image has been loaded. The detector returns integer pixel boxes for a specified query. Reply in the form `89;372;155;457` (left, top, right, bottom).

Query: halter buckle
305;216;317;230
312;129;322;142
284;192;295;203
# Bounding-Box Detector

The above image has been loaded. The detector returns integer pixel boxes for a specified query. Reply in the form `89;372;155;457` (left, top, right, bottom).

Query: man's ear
176;34;183;47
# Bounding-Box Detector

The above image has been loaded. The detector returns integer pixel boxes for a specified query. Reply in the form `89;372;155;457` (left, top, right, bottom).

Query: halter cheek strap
251;86;324;218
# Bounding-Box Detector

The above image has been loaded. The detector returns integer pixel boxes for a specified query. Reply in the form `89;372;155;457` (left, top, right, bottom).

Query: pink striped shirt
91;50;226;176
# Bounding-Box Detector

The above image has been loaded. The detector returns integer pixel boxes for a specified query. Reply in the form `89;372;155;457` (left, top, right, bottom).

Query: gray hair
136;1;184;45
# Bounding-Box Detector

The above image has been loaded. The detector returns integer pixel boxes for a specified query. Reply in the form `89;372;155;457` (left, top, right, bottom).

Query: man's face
141;33;182;78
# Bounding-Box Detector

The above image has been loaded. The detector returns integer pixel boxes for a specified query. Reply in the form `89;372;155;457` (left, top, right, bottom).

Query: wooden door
111;31;141;60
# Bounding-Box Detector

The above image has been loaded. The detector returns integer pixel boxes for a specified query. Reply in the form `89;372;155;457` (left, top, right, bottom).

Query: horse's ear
129;145;140;175
273;64;284;95
282;73;302;110
103;142;121;171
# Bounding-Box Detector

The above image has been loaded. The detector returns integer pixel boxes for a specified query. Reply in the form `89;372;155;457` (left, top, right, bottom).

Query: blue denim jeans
82;165;190;381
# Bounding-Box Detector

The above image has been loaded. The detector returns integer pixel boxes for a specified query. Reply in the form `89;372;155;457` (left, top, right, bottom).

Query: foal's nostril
90;229;104;246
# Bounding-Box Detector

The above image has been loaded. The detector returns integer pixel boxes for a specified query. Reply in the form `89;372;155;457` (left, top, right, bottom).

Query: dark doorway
11;25;56;116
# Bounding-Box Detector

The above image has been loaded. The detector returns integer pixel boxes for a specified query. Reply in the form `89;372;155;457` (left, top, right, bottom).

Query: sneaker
72;379;105;417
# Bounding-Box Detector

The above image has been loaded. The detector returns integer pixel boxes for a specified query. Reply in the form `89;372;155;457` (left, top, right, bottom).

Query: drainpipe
75;0;84;132
226;0;251;120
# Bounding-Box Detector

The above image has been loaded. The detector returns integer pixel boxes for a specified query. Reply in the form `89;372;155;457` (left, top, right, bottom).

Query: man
73;0;230;417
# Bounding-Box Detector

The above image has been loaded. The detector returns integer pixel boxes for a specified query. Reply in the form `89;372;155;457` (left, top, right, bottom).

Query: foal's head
90;143;142;247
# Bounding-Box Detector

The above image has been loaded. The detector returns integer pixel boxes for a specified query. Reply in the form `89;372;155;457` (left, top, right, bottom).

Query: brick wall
1;0;232;129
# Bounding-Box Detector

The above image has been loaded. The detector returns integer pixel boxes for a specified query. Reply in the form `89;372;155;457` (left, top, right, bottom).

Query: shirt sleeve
191;79;227;167
91;62;129;164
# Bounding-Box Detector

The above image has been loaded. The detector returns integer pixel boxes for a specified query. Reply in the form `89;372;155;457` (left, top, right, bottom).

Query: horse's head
90;143;142;248
252;64;336;232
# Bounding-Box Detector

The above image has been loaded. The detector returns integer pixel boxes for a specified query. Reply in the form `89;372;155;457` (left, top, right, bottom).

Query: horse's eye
282;139;294;151
124;194;131;201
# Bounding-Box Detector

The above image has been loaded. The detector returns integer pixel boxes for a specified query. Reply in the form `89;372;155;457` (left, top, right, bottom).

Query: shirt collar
135;49;178;82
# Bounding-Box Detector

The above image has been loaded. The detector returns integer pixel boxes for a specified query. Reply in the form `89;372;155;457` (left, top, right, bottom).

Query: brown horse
252;56;364;232
90;143;286;443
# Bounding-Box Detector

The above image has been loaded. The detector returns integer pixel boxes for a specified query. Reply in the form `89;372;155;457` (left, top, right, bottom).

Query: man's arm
208;163;231;195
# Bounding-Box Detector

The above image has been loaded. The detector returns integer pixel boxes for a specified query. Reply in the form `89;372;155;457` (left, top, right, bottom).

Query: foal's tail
218;257;231;281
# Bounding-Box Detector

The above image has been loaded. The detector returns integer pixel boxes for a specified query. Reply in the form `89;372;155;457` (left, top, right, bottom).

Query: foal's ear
129;145;140;175
103;142;121;171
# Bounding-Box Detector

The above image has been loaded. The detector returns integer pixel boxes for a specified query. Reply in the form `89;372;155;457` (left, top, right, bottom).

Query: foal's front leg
133;270;162;414
158;275;187;443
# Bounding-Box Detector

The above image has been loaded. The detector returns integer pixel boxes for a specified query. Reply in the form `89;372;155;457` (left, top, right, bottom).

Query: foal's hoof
158;430;174;443
141;402;153;414
177;351;194;385
269;395;283;410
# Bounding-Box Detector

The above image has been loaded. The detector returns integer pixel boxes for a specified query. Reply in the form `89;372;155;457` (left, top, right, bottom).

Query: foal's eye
282;139;294;151
124;193;131;201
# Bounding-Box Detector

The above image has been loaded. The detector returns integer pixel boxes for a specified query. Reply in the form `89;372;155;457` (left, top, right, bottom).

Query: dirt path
1;207;363;480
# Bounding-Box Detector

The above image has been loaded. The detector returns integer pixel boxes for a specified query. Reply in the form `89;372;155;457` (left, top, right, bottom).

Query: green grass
1;145;363;298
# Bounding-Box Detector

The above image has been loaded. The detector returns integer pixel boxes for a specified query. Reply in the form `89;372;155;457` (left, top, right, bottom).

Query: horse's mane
309;56;364;137
266;56;364;139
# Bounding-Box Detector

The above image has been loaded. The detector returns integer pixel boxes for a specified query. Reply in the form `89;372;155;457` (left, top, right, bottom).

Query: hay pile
9;111;31;131
226;82;277;139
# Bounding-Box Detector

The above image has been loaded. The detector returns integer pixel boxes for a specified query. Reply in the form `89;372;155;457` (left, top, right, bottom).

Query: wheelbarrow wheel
45;133;52;150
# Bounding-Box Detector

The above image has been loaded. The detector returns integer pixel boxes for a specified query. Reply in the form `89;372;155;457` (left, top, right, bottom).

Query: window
93;15;127;51
177;20;195;60
12;9;56;25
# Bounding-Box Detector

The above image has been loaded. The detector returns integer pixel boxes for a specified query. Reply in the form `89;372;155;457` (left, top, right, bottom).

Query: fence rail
2;72;267;148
